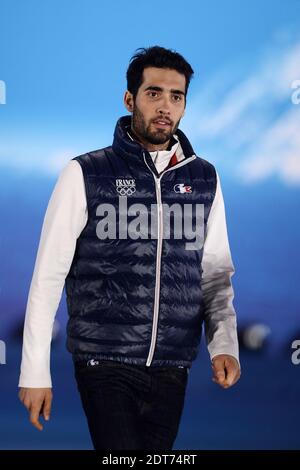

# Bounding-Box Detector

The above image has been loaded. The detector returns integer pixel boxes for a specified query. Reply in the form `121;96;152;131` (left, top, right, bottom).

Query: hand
18;387;53;431
211;354;241;389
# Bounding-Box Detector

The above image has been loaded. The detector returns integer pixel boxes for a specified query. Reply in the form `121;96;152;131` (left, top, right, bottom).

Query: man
18;46;241;450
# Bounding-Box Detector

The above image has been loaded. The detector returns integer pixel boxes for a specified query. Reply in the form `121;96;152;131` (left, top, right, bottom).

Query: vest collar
112;115;196;176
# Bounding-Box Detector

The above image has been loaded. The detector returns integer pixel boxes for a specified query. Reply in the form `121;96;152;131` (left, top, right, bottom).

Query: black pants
74;359;189;450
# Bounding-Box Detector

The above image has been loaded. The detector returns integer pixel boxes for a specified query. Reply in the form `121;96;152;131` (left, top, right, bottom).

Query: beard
131;104;181;146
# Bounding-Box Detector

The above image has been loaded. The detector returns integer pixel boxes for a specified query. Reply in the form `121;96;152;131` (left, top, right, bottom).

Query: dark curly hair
126;46;194;100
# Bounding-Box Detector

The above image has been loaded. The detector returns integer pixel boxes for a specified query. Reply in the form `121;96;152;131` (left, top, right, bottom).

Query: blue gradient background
0;0;300;449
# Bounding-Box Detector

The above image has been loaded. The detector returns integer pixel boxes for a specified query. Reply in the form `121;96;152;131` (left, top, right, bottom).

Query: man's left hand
211;354;241;389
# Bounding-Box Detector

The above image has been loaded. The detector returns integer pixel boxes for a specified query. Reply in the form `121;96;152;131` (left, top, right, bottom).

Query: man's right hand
18;388;53;431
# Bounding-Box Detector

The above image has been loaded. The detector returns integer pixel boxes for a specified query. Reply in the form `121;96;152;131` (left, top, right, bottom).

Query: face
124;67;186;151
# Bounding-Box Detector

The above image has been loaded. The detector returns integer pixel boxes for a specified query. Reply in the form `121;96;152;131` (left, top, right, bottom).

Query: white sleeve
18;160;88;388
201;171;240;368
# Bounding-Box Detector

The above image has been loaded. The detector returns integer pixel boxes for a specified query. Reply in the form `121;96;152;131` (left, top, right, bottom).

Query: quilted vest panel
65;115;217;367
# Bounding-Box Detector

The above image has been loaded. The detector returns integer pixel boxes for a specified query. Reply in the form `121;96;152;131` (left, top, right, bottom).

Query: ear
124;91;134;112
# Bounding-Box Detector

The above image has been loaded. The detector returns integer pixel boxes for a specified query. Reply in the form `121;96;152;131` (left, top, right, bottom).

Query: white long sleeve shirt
18;140;239;388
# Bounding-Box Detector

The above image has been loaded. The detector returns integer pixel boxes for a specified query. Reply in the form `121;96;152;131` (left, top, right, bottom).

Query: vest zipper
142;152;197;366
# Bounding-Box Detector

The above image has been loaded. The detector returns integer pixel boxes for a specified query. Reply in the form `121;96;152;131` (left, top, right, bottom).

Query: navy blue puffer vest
65;115;217;368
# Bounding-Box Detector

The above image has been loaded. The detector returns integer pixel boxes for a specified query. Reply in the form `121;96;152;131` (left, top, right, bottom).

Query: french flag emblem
174;183;193;194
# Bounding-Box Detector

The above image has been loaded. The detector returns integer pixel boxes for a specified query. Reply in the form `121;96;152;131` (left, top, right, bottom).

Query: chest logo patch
116;178;136;196
174;183;193;194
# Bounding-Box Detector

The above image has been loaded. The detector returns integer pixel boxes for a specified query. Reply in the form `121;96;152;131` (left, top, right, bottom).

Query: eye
172;94;182;102
147;91;159;98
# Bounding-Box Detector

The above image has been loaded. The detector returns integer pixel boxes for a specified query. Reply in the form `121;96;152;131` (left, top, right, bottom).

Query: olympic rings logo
116;186;136;196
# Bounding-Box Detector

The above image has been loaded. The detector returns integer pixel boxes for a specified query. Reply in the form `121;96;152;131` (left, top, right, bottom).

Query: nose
156;94;171;116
